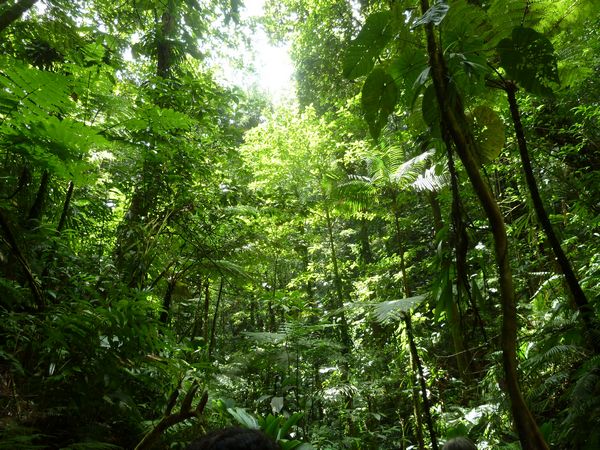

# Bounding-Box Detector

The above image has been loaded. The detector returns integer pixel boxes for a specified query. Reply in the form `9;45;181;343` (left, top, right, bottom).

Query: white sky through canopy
240;0;295;101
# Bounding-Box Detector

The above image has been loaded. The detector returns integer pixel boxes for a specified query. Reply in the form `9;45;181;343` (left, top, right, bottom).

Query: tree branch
134;382;208;450
0;0;38;35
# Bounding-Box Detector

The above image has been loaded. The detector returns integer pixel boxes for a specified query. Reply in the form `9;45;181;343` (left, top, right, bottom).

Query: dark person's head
442;436;477;450
187;427;281;450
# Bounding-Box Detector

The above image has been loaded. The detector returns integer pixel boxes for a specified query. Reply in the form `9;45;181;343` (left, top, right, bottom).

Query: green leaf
497;27;559;96
263;414;281;437
413;2;450;28
343;11;395;79
468;105;505;164
388;48;429;104
227;407;260;429
361;67;398;140
279;412;303;438
421;84;439;129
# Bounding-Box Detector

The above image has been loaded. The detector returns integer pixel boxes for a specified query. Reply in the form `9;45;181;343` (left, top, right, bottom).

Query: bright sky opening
240;0;295;101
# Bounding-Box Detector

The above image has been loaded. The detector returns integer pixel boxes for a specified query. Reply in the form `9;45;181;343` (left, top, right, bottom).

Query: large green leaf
388;48;429;105
469;105;505;164
361;67;398;140
413;2;450;28
421;84;439;129
497;27;559;96
343;11;395;80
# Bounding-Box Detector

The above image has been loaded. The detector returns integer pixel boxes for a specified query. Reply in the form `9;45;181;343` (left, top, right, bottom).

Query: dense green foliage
0;1;599;449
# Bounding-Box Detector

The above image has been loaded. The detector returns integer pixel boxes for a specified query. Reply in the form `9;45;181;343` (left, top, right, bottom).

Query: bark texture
418;1;549;448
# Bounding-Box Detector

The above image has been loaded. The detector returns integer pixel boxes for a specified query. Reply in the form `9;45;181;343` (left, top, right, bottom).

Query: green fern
373;295;426;324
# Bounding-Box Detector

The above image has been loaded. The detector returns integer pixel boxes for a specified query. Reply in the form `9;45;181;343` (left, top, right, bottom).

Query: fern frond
373;295;426;324
391;148;435;185
522;344;586;370
412;165;450;192
243;331;287;344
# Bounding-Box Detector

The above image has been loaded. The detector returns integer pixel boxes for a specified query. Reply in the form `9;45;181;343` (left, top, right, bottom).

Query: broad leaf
497;27;559;96
413;2;450;28
421;84;439;129
388;49;429;105
469;105;505;164
343;11;395;79
361;67;398;140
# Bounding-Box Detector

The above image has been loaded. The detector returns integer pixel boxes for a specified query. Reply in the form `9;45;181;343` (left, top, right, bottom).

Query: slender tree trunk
191;279;204;339
427;161;471;383
324;202;355;437
427;191;443;238
418;2;548;448
202;281;210;342
208;277;224;361
26;169;49;227
401;330;426;450
0;0;37;35
403;313;438;450
160;277;176;324
41;181;75;286
445;143;473;383
57;181;74;233
393;208;410;298
0;209;44;309
358;218;373;264
324;203;352;350
505;83;598;349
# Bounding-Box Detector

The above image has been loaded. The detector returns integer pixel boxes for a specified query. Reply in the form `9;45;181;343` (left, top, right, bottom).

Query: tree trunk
403;313;438;450
393;208;410;298
446;143;473;383
505;83;598;349
324;203;352;350
57;181;74;233
114;0;177;287
427;191;443;238
401;330;426;450
202;280;210;342
0;209;44;309
156;0;176;80
208;277;224;361
418;1;548;448
358;218;373;264
324;202;354;435
0;0;37;35
26;169;49;227
160;277;176;324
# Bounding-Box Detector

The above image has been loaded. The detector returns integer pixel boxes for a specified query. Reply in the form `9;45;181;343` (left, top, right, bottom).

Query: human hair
186;427;281;450
442;436;478;450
